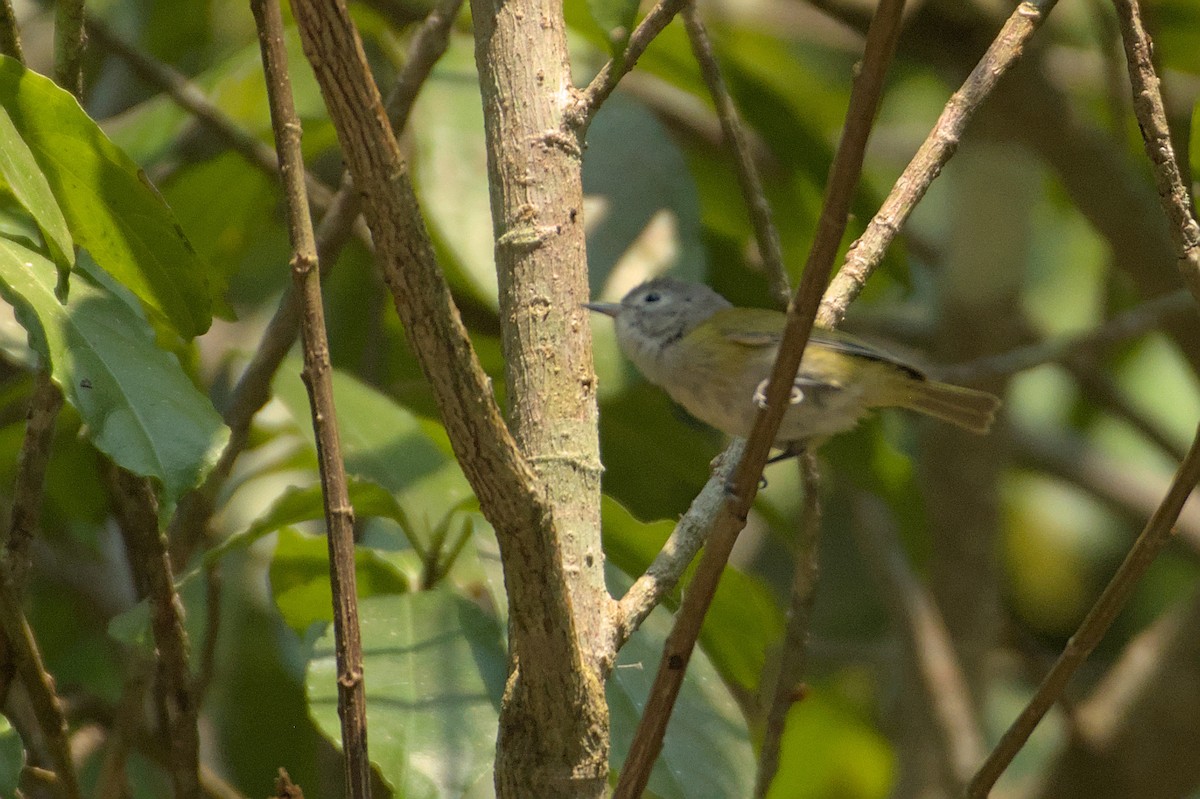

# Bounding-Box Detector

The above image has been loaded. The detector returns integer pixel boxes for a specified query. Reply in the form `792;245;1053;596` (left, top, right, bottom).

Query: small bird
586;278;1000;449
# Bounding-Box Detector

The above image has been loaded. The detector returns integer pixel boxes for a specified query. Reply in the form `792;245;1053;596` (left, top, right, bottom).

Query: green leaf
0;56;213;337
205;478;411;566
765;686;894;799
409;36;499;307
608;574;756;798
0;104;73;279
0;239;228;501
306;590;506;798
0;715;22;797
270;527;411;635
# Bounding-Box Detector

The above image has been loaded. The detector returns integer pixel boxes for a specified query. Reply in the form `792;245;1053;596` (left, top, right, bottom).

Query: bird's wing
711;308;785;348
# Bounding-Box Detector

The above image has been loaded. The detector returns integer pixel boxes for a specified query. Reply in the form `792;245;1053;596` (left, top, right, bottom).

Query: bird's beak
583;301;621;318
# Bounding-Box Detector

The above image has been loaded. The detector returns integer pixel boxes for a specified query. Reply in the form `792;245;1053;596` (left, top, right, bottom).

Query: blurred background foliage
3;0;1200;796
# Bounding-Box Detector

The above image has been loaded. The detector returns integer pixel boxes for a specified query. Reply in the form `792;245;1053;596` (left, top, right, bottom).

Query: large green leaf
0;239;228;501
608;574;757;798
409;35;498;307
0;104;73;274
0;56;213;337
306;590;505;798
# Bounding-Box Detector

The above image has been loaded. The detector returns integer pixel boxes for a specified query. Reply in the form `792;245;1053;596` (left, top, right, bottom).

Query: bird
586;277;1000;449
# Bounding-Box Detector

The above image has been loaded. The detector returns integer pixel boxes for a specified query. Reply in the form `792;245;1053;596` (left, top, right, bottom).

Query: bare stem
53;0;86;98
0;571;80;799
609;440;745;654
251;0;370;795
572;0;689;128
3;372;63;589
681;3;789;305
165;0;460;566
0;0;23;60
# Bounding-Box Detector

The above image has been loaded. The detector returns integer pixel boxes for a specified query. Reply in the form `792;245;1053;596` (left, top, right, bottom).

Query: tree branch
53;0;85;98
286;0;590;783
817;0;1060;328
571;0;689;128
251;1;370;794
0;0;23;60
1110;0;1200;301
609;440;745;653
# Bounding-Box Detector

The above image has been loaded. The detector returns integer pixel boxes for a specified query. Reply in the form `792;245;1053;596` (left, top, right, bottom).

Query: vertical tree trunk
469;0;611;795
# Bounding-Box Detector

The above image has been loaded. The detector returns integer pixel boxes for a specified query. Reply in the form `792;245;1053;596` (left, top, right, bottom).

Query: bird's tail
898;379;1001;434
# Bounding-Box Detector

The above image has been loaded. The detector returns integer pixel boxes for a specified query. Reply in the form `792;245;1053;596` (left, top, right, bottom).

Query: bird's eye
644;292;661;303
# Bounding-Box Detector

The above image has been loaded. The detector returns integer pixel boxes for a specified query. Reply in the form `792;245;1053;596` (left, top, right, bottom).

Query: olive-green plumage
587;278;999;446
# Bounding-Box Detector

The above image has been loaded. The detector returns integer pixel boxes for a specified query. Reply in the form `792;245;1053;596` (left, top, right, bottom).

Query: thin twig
571;0;690;128
851;495;985;791
54;0;86;98
106;466;200;799
681;3;789;305
0;0;23;60
755;453;822;798
817;0;1060;328
613;1;906;794
1110;0;1200;302
969;420;1200;796
165;0;461;566
251;1;370;795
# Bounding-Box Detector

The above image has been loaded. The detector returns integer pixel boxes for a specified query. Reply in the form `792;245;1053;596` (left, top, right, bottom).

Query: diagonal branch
288;0;582;692
818;0;1060;328
106;466;200;799
755;453;823;797
971;420;1200;795
571;0;689;129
